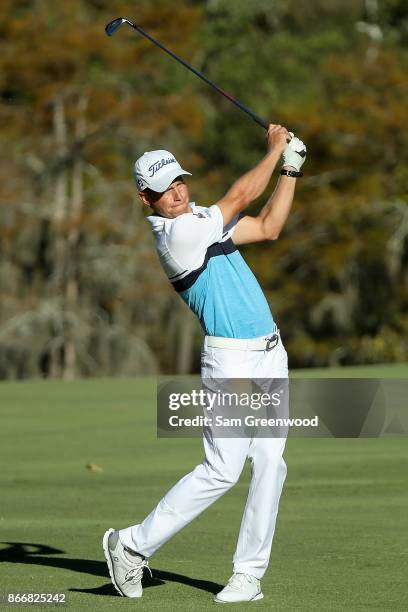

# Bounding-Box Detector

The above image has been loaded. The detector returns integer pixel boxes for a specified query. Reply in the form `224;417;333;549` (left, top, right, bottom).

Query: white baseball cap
134;150;192;193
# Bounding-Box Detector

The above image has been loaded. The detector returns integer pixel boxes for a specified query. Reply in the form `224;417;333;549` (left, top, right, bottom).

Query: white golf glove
282;133;307;171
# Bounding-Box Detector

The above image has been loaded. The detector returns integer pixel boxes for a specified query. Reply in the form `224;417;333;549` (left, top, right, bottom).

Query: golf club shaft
106;18;269;131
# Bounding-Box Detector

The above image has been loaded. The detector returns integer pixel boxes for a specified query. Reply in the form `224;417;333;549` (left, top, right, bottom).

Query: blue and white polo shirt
147;203;275;339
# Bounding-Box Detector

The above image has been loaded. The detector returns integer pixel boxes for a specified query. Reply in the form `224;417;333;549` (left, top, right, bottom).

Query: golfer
103;124;306;603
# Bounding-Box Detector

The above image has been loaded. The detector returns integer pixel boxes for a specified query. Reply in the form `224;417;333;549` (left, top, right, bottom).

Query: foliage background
0;0;407;379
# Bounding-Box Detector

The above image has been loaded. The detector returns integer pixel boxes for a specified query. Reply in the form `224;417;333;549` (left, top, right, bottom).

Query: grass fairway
1;366;408;611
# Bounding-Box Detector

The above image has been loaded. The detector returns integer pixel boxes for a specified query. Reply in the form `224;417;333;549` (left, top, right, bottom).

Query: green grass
1;366;408;610
291;362;408;378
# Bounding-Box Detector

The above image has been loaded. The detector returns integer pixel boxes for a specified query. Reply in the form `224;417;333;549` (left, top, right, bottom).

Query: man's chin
169;204;190;217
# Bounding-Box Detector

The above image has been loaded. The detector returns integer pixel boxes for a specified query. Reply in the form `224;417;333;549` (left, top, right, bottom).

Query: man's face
140;177;191;219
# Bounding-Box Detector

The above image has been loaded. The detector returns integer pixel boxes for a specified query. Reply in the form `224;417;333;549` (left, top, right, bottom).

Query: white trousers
120;334;288;579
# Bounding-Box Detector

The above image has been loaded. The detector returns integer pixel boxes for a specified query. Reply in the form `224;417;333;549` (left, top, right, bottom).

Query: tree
193;0;408;366
0;0;203;378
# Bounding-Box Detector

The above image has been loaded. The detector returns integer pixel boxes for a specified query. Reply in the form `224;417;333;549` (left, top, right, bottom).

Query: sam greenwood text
168;415;319;428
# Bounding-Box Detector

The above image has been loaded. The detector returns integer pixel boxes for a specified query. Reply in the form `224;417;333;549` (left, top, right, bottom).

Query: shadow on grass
0;542;223;596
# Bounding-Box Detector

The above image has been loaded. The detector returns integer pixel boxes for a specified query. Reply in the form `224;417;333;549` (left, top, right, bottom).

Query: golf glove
282;135;307;171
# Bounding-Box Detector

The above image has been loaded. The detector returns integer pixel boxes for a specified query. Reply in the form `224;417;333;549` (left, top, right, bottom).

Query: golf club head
105;17;130;36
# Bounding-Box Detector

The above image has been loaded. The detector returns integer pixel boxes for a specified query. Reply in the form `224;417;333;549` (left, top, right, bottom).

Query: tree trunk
50;96;68;379
364;0;381;62
63;93;88;381
176;305;196;374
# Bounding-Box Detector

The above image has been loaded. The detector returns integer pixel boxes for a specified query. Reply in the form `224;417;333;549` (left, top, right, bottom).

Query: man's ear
138;191;152;209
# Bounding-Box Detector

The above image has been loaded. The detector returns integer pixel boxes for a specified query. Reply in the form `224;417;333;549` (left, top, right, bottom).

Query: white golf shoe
102;528;152;598
214;573;264;603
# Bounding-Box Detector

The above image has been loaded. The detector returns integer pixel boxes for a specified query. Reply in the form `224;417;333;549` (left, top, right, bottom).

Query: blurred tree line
0;0;407;379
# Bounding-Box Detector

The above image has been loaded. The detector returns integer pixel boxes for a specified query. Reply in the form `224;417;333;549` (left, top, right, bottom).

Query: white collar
146;202;196;230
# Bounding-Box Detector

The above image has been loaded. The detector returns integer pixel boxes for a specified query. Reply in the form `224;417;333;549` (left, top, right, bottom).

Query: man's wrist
282;165;297;172
266;146;284;160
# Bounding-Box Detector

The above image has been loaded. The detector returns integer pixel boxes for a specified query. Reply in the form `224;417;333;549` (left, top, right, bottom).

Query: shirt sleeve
166;205;224;270
221;212;241;240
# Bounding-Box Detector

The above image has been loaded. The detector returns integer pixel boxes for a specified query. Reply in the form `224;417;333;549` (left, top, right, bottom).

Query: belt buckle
265;334;278;351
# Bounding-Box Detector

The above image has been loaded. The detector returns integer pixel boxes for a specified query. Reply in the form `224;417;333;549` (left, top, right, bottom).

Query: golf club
105;16;270;131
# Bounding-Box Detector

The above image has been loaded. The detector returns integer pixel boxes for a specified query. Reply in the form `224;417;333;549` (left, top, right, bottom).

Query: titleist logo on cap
148;157;176;177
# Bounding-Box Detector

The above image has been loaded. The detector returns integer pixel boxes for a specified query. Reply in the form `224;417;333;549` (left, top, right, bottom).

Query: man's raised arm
231;135;307;245
216;124;290;227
